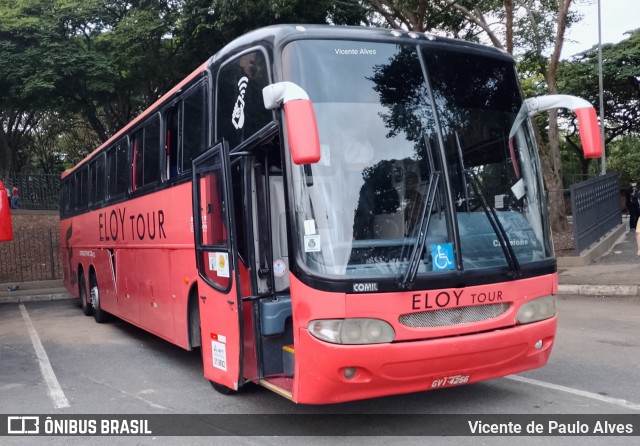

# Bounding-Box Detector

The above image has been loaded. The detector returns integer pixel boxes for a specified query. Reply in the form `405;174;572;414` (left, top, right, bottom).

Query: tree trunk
546;110;568;232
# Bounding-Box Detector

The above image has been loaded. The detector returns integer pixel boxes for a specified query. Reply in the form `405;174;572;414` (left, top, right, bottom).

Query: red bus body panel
60;183;197;349
288;274;557;404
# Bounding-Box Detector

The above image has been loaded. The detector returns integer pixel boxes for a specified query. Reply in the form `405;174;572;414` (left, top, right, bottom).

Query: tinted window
89;155;106;205
143;117;161;185
107;138;129;198
115;139;129;195
95;154;106;203
69;175;77;211
79;167;89;209
134;116;161;188
217;50;272;149
89;161;97;205
166;104;180;178
182;82;208;172
133;130;144;189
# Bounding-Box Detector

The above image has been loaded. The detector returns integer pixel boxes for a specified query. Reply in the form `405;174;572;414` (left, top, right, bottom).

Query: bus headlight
308;319;395;344
516;295;556;324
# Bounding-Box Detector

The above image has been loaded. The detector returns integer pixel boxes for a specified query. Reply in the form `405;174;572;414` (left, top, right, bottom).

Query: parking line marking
507;374;640;411
19;304;70;409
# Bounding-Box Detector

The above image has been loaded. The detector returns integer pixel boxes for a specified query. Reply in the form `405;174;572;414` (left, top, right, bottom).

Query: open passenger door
192;141;243;391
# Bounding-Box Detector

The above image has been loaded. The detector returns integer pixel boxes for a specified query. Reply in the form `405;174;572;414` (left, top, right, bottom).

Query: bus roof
62;25;511;179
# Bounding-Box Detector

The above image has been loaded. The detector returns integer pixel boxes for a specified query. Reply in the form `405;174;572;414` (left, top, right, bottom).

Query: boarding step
282;344;294;376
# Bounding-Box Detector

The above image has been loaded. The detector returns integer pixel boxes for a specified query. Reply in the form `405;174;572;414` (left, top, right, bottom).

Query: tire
79;272;92;316
211;381;237;395
89;271;109;323
197;324;237;396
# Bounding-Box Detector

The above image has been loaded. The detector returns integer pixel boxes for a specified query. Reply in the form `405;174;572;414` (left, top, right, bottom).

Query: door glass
195;150;231;290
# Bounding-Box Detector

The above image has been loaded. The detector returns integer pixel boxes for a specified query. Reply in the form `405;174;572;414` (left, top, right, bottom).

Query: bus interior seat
259;296;292;336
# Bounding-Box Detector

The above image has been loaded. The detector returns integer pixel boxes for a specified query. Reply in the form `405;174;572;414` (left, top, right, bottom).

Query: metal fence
570;173;622;255
0;173;61;210
0;229;62;283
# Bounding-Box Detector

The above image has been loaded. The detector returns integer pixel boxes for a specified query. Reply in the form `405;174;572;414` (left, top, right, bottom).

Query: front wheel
199;345;237;396
211;381;238;395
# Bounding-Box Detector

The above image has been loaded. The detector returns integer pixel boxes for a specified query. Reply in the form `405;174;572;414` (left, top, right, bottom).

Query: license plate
431;374;470;389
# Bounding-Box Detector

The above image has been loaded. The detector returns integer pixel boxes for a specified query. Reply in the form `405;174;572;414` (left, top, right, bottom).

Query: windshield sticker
231;76;249;129
304;234;321;252
511;178;526;200
208;252;216;271
273;259;287;277
494;194;505;209
334;48;377;55
304;219;317;235
216;252;230;278
431;243;455;271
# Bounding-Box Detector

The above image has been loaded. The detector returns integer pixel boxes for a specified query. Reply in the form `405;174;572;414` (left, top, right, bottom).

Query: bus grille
398;303;511;328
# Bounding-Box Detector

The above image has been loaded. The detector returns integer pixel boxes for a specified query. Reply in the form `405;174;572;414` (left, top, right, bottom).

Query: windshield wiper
399;170;441;289
465;169;521;273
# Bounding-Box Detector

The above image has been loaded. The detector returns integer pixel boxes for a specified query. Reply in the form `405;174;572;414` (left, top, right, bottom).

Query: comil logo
231;76;249;129
352;282;378;293
8;416;40;434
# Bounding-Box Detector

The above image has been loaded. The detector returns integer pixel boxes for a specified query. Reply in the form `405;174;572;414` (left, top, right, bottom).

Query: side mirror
263;82;321;165
520;95;603;159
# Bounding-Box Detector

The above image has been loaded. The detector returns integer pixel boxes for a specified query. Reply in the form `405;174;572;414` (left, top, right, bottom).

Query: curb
558;284;638;296
0;292;73;304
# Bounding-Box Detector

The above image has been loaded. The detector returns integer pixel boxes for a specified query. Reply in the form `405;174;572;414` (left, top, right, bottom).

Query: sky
562;0;640;58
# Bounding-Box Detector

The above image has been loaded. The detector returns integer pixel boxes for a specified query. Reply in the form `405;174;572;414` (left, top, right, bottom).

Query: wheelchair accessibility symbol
431;243;455;271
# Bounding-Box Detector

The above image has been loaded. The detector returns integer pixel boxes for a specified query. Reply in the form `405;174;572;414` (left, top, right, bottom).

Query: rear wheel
79;272;92;316
90;271;109;323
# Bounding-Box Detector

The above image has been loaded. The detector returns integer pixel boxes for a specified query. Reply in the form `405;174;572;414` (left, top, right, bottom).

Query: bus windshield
282;39;552;280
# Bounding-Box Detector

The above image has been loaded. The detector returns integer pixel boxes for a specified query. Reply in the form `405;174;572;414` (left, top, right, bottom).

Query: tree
0;0;368;173
559;29;640;143
175;0;366;74
363;0;581;232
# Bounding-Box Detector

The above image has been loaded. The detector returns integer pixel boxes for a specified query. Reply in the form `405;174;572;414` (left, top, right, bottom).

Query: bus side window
165;104;180;179
133;130;143;190
115;139;129;195
69;175;77;211
133;116;161;190
89;160;97;206
78;166;89;211
95;154;106;203
89;154;106;206
216;49;272;149
143;116;161;185
181;82;208;173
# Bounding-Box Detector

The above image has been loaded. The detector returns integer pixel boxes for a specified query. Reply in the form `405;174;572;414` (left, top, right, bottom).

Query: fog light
534;340;543;350
344;367;357;380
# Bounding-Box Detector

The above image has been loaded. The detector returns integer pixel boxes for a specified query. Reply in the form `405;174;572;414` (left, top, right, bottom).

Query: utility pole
598;0;606;174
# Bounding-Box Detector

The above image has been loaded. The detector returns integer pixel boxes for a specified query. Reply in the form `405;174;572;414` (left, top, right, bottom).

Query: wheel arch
187;282;201;350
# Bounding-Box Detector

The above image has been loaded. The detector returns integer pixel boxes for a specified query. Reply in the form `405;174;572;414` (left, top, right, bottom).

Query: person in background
10;186;20;209
625;181;639;231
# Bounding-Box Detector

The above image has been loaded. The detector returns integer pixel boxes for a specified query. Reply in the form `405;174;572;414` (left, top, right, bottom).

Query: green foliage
558;29;640;142
606;135;640;186
0;0;366;173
